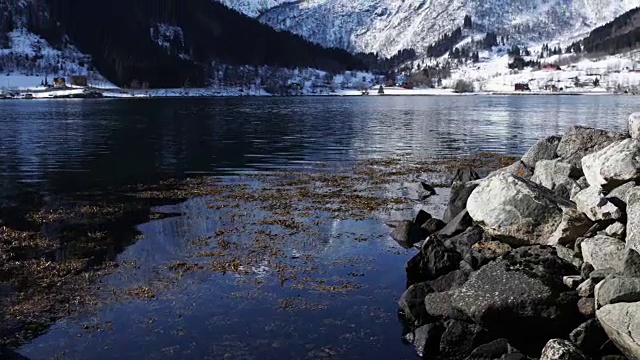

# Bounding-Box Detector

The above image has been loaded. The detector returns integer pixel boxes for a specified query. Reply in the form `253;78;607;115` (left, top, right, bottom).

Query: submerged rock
467;173;574;246
597;302;640;360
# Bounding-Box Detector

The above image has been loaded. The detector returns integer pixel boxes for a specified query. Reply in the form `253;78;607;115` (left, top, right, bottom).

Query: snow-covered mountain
219;0;640;57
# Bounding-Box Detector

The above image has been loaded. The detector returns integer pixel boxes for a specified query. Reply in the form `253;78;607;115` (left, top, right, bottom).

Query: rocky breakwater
392;114;640;360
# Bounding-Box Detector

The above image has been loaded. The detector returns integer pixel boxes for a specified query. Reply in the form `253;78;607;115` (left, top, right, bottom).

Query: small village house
70;75;88;87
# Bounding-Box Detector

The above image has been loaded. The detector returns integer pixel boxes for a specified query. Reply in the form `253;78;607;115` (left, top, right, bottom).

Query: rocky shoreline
393;113;640;360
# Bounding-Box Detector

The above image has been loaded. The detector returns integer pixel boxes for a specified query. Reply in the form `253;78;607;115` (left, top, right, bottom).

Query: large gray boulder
467;173;575;246
539;339;588;360
522;135;562;168
627;188;640;254
572;186;622;221
582;138;640;190
596;302;640;360
630;113;640;140
449;246;580;353
531;159;582;198
580;235;626;272
595;275;640;307
556;126;627;168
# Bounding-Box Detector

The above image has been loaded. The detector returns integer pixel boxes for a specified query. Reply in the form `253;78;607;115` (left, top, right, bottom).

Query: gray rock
573;186;622;222
398;282;434;326
426;269;470;292
531;159;582;197
405;323;443;358
540;339;588;360
626;187;640;254
418;180;437;199
624;249;640;278
547;209;593;247
564;275;583;290
439;319;492;359
577;297;596;317
487;160;534;180
629;112;640;139
452;167;481;185
467;240;513;270
439;209;474;238
522;135;562;168
556;245;583;270
604;222;626;240
391;220;425;248
595;275;640;307
443;226;485;258
467;173;575;246
424;290;465;320
581;262;595;279
414;210;433;227
443;181;479;223
582;139;640;190
607;181;636;210
590;268;618;283
577;278;595;297
421;218;447;236
596;302;640;360
570;319;609;358
406;238;462;285
556;126;627;168
450;246;580;353
581;235;626;272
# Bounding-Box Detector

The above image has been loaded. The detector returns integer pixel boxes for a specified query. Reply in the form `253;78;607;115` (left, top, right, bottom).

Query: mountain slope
220;0;640;57
1;0;367;88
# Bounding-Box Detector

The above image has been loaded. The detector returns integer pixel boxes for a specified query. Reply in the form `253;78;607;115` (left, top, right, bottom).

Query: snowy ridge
218;0;640;57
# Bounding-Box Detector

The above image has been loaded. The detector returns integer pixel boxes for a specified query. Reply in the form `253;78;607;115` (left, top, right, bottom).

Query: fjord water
4;96;635;359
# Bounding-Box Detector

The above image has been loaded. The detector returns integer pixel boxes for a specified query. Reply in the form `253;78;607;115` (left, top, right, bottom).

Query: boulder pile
393;113;640;360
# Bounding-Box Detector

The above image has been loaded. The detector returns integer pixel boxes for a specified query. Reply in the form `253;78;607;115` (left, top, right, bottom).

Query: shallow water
2;95;636;359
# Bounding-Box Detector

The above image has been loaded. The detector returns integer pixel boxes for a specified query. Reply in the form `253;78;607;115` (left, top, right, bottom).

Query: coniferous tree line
16;0;370;88
566;7;640;55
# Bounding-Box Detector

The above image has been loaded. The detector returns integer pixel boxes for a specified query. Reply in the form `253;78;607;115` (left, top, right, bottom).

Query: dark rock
623;249;640;278
443;226;485;258
385;220;402;228
404;323;443;358
424;291;466;320
419;181;437;199
392;220;425;249
555;245;583;270
521;135;562;168
590;268;617;284
595;275;640;307
0;347;30;360
540;339;588;360
466;240;512;270
556;126;628;168
438;210;474;238
406;238;462;285
443;181;479;224
398;282;434;326
450;246;581;354
465;338;527;360
570;319;609;357
581;262;595;280
600;356;630;360
427;270;470;292
415;210;433;227
422;218;447;236
452;167;481;185
575;237;588;255
577;279;595;298
577;297;596;317
439;319;493;359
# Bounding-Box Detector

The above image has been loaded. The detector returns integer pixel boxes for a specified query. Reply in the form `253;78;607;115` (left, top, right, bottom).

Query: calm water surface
2;96;636;359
